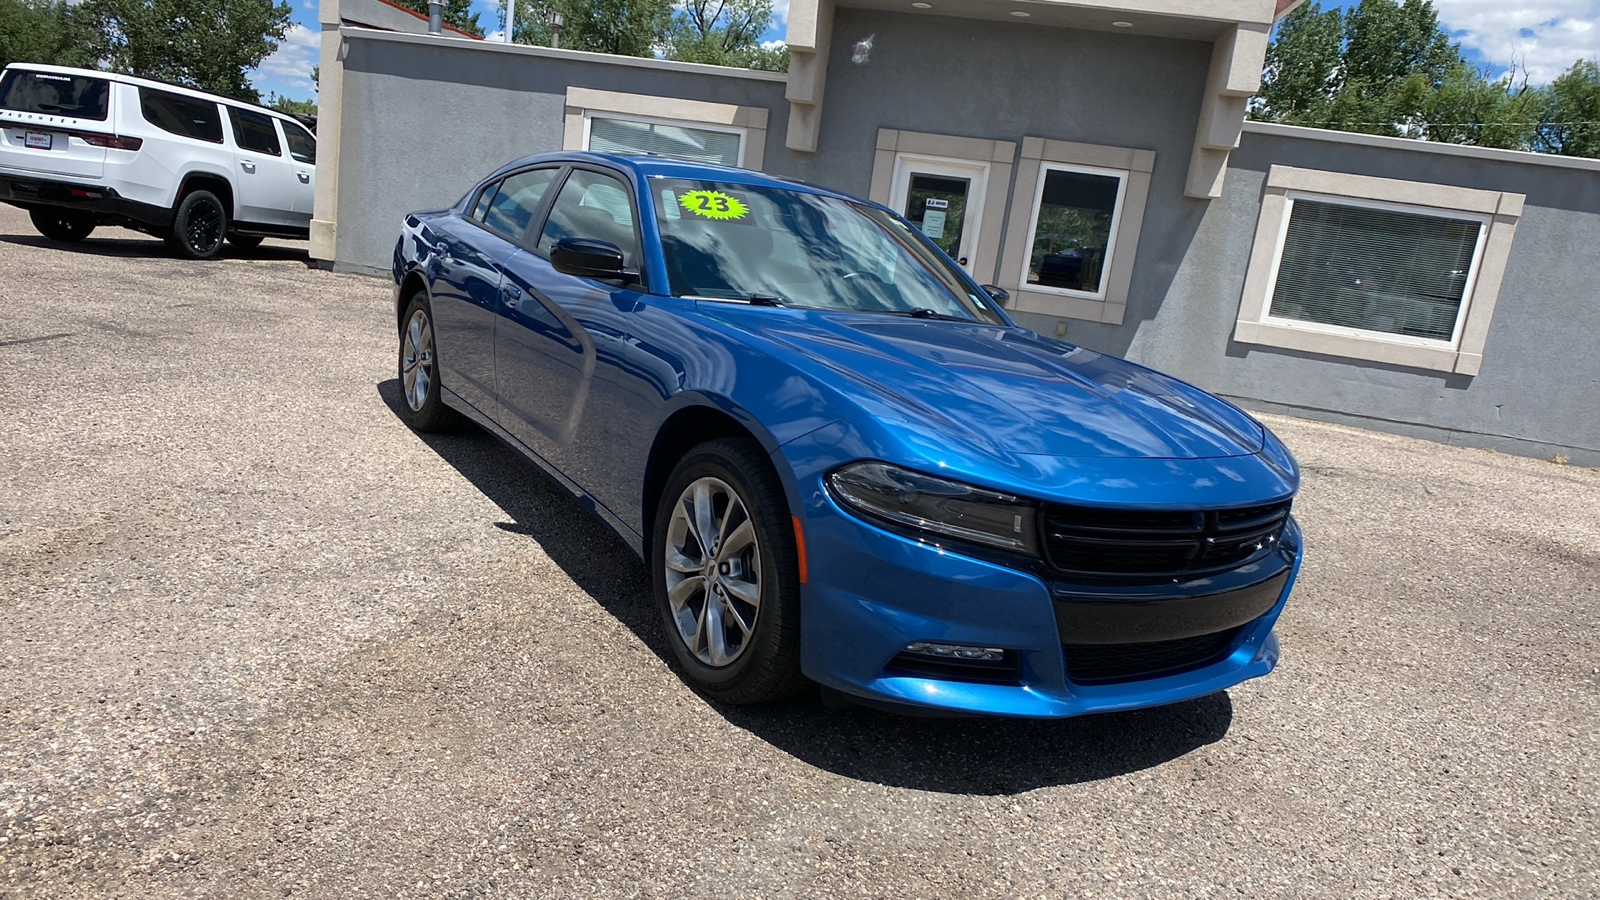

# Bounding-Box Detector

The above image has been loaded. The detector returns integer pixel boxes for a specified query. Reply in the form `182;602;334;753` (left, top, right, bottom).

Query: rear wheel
652;438;806;704
164;190;227;260
29;208;95;242
227;234;264;250
397;293;460;432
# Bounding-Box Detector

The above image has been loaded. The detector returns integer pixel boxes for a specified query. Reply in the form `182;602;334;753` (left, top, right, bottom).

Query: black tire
29;208;95;242
396;293;461;432
164;190;227;260
652;438;806;704
227;234;264;250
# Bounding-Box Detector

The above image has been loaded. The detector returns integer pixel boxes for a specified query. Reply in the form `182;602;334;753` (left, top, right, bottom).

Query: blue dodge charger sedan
392;153;1302;718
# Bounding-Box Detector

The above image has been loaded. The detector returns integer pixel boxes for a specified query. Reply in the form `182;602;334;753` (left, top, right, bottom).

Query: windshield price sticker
679;190;749;221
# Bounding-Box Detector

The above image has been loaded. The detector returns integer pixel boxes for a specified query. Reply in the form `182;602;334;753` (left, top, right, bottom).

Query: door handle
297;171;309;183
240;161;255;173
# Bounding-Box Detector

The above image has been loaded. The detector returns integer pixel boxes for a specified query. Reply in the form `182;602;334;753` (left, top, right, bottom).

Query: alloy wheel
186;199;223;255
401;308;435;412
663;476;762;667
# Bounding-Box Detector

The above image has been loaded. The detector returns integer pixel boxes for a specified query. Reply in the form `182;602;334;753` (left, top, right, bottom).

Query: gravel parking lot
0;203;1596;899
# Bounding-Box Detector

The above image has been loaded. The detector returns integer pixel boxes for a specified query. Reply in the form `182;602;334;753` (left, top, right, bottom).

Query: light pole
504;0;516;42
549;10;564;49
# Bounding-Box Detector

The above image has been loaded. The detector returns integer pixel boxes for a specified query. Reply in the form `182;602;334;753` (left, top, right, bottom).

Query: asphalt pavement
1;204;1596;898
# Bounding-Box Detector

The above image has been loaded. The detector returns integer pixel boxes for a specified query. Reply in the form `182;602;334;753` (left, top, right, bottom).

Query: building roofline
1242;120;1600;174
336;26;789;82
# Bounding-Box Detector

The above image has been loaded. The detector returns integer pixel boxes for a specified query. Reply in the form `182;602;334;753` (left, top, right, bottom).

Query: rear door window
226;106;281;155
0;70;110;121
281;119;315;164
482;168;559;242
138;88;223;143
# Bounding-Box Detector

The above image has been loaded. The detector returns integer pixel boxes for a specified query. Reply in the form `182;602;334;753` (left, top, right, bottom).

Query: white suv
0;63;316;259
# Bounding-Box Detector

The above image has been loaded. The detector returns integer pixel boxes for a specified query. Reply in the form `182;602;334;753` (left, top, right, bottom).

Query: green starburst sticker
679;190;749;220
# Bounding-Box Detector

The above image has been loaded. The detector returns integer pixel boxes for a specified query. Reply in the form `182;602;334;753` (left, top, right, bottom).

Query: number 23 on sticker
679;190;748;220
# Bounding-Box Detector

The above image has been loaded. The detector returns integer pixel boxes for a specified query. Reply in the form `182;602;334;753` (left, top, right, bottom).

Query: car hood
704;308;1264;460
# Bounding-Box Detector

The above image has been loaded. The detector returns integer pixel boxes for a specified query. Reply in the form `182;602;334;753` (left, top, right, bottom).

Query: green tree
1540;59;1600;158
1253;0;1548;152
76;0;292;102
503;0;673;58
267;94;317;116
1256;0;1342;124
665;0;788;72
387;0;482;37
0;0;97;71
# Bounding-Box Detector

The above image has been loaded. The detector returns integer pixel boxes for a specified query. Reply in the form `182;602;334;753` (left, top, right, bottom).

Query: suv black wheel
165;190;227;260
29;208;95;242
396;293;461;432
652;438;807;704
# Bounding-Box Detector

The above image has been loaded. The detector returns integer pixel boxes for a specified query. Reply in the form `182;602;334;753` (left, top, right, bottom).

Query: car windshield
649;177;1005;324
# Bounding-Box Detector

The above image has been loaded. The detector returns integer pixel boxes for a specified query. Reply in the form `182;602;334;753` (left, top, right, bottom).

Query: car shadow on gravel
0;233;312;264
378;379;1235;795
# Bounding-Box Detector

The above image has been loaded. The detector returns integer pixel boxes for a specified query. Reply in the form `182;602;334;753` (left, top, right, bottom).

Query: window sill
1232;319;1481;375
1008;289;1127;324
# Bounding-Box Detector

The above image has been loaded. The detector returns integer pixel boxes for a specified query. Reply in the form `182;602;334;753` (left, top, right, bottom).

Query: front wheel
29;208;95;242
653;438;806;704
396;294;460;432
164;190;227;260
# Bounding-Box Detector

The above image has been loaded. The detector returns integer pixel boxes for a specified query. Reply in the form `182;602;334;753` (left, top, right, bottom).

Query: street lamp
549;11;564;49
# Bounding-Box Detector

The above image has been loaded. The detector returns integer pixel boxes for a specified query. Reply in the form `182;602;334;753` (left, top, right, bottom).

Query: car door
429;168;559;417
276;117;316;220
224;106;297;226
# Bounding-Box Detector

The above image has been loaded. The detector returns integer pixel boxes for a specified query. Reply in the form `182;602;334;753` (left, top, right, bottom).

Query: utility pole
505;0;516;42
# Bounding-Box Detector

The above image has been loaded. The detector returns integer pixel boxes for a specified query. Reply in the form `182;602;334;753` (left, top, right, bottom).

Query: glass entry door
890;155;990;275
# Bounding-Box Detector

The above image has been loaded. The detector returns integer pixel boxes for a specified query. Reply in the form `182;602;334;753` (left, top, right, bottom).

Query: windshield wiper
895;307;971;322
683;294;787;307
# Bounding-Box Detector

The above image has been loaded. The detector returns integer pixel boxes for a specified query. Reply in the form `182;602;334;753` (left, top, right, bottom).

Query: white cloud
484;29;506;42
255;23;320;93
1435;1;1600;82
760;39;786;50
770;0;790;36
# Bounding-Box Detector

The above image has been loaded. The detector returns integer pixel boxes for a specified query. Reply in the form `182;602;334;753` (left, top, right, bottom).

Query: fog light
903;641;1006;662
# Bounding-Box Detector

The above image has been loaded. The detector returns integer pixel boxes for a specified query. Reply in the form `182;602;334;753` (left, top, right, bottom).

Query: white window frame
1233;165;1524;376
562;87;768;171
581;110;748;169
1253;191;1490;350
1016;161;1129;303
998;137;1155;325
866;130;1016;285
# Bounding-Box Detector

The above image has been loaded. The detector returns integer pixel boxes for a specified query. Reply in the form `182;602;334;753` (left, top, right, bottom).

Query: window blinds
1270;199;1481;341
588;117;742;168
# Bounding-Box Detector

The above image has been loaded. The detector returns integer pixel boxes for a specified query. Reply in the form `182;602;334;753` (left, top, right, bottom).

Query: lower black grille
1042;500;1291;578
885;650;1021;685
1063;628;1241;684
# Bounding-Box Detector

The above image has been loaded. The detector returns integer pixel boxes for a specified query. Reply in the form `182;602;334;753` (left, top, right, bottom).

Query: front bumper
791;473;1302;720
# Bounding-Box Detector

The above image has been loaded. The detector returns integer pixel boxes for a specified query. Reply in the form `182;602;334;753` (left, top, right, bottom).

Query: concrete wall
330;30;788;273
1042;123;1600;465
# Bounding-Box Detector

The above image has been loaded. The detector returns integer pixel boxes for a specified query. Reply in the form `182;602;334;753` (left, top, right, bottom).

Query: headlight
826;462;1039;555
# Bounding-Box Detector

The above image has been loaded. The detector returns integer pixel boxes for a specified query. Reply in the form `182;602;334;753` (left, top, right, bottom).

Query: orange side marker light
791;514;809;584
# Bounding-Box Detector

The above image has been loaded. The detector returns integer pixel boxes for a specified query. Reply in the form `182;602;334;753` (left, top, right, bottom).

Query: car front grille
1062;628;1241;684
1041;499;1291;578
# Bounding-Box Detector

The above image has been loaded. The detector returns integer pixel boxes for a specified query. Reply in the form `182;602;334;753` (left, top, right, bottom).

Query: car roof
1;62;305;126
492;151;864;203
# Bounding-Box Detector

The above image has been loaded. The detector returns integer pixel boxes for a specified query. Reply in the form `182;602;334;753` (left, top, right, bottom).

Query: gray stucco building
311;0;1600;465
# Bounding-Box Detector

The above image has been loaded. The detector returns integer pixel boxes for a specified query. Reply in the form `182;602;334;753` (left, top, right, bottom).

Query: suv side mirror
551;237;635;282
981;284;1010;304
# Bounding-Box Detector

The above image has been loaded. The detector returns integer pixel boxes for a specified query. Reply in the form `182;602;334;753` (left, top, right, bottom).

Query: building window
562;87;768;171
1268;197;1484;343
1233;165;1523;376
998;138;1155;325
1022;165;1127;299
586;114;742;167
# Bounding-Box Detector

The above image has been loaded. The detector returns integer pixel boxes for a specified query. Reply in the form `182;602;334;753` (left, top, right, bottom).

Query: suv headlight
826;462;1039;555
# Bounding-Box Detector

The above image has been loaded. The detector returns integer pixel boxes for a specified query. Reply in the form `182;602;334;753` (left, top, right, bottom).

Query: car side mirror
551;237;636;282
981;284;1010;304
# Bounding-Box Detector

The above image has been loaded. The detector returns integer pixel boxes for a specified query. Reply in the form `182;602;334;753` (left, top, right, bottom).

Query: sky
250;0;1598;103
